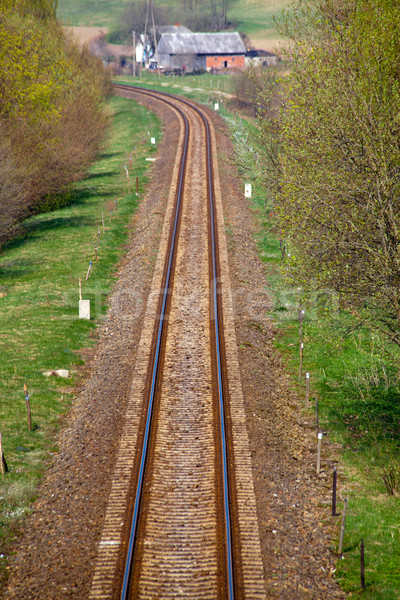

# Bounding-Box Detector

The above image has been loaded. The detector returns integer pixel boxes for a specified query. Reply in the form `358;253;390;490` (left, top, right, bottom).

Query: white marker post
79;277;90;320
245;183;252;198
150;137;156;145
214;102;219;111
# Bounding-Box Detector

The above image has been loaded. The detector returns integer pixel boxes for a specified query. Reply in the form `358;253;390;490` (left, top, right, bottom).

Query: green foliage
231;105;400;596
0;0;110;246
256;0;400;348
0;95;160;590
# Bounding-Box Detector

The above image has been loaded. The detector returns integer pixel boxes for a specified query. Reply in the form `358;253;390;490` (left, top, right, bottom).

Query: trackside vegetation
231;0;400;595
0;95;160;591
229;101;400;597
0;0;110;248
257;0;400;349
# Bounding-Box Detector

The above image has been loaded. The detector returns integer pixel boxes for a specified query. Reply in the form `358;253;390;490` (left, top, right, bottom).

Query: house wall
244;56;279;68
206;55;245;71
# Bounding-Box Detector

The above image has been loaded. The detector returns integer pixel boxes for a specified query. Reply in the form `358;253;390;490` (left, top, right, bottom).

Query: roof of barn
157;32;246;56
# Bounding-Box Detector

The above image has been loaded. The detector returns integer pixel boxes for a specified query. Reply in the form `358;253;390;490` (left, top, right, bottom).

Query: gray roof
157;32;245;56
159;25;192;34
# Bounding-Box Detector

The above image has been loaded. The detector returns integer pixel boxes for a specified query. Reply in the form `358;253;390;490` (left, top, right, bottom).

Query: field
57;0;290;51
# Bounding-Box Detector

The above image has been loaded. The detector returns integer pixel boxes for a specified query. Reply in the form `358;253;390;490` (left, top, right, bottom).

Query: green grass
0;94;160;585
228;113;400;598
115;71;238;107
57;0;289;45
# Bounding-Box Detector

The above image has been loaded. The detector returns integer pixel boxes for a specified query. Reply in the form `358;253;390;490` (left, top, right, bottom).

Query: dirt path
3;96;345;599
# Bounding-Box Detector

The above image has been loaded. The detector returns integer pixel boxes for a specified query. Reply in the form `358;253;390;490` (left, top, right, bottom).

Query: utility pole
150;0;160;78
132;30;136;77
140;0;150;76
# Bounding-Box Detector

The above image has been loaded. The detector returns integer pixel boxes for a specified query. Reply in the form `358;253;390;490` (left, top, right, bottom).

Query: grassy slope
57;0;290;48
0;95;160;586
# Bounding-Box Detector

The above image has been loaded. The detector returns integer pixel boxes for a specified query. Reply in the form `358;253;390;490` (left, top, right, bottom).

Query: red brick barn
156;32;246;73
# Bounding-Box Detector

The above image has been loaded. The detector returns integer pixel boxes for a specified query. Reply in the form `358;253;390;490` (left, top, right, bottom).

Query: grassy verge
0;94;160;585
229;114;400;598
115;72;238;108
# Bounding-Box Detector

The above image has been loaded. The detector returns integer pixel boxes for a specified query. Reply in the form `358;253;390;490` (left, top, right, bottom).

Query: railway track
89;84;265;600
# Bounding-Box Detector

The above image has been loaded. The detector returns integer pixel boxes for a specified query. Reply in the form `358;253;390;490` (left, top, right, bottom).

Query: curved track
89;84;265;600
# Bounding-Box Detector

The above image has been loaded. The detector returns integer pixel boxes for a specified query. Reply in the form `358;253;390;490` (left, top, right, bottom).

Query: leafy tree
257;0;400;346
0;0;109;246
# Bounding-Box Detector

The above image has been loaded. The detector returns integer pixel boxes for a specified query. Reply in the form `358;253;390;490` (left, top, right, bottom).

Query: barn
156;31;246;72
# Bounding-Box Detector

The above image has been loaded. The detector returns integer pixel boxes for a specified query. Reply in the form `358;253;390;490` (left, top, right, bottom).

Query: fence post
332;466;337;516
338;498;348;555
305;372;310;408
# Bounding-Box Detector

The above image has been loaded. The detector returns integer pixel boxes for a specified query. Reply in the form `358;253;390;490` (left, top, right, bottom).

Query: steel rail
112;83;234;600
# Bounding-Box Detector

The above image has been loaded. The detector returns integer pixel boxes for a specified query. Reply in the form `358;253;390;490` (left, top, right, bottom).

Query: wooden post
315;397;319;432
361;539;365;589
95;245;98;263
332;466;337;516
24;383;31;431
316;432;323;475
133;30;136;77
124;165;131;193
0;433;5;475
136;176;139;194
305;372;310;408
86;261;92;281
338;498;348;555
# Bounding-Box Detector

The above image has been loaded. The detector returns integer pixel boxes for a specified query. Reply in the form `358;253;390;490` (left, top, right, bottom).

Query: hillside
57;0;290;52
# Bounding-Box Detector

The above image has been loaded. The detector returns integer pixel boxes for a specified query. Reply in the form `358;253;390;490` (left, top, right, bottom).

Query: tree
257;0;400;346
0;0;109;246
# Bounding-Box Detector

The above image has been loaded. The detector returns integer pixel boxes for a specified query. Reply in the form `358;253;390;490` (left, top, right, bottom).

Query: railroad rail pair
89;84;265;600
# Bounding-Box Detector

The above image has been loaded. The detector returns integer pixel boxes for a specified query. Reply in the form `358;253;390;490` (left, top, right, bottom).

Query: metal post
332;466;337;516
361;539;365;589
316;432;323;475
